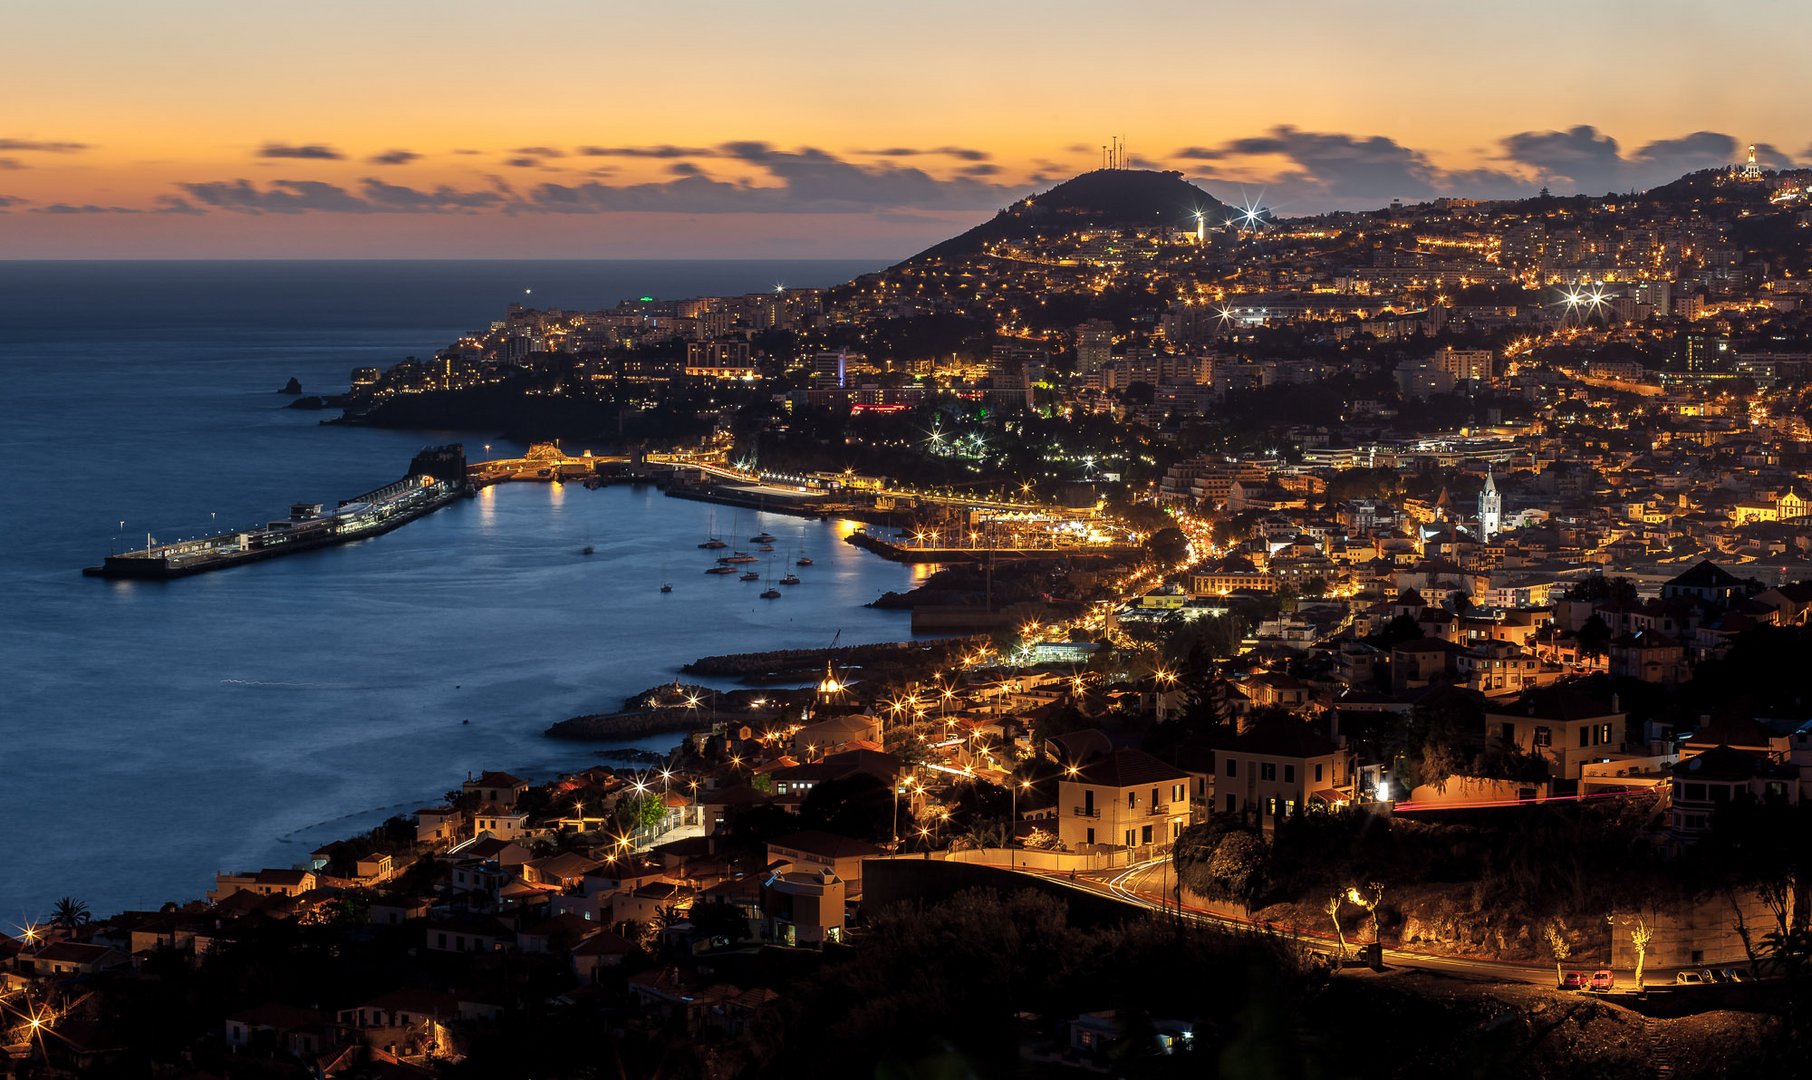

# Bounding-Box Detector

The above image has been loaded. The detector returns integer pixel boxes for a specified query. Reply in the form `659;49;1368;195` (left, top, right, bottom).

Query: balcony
1070;806;1101;818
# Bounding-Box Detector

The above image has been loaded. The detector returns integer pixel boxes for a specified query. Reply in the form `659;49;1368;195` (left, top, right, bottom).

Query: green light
639;296;654;302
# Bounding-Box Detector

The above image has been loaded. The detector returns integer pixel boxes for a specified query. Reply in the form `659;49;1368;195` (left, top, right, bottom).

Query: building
1485;688;1625;780
1075;319;1114;376
1055;748;1191;852
766;831;883;896
1208;724;1351;820
1670;745;1796;837
463;771;530;807
762;867;847;946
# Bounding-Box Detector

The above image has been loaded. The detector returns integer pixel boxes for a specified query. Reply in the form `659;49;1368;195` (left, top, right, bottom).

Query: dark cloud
854;146;992;162
509;146;565;158
1175;125;1496;203
1171;123;1797;211
177;177;512;214
33;203;141;214
0;194;24;208
257;142;345;161
959;163;1001;177
667;161;703;177
526;142;1025;214
359;178;509;212
0;138;89;153
152;195;205;216
577;145;715;158
181;179;373;213
0;158;21;170
367;149;421;165
452;148;483;155
1496;125;1781;193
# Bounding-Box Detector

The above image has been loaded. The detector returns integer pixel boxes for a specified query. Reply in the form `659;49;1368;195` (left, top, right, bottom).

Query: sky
2;0;1807;258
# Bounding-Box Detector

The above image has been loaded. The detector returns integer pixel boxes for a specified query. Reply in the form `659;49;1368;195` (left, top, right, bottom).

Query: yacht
796;555;814;566
699;538;728;550
760;587;782;599
780;572;801;586
706;565;737;575
660;582;673;593
750;532;777;544
740;570;762;581
718;553;758;564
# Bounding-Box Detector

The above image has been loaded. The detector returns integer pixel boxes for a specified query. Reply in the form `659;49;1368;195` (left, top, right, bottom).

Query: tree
51;897;89;933
1576;613;1612;658
1622;912;1655;989
687;898;752;944
1206;832;1270;911
1326;894;1349;961
801;773;895;841
1146;525;1190;567
1544;920;1573;987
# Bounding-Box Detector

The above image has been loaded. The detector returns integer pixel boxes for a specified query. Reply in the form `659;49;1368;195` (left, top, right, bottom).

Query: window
1534;726;1551;748
1172;782;1185;803
1225;794;1236;813
1086;827;1095;845
1580;726;1591;748
1600;723;1613;746
1284;765;1296;784
1125;829;1136;847
1141;825;1153;844
1226;758;1238;777
1127;790;1136;808
1501;722;1515;744
1314;763;1324;783
1151;786;1159;808
1261;762;1277;781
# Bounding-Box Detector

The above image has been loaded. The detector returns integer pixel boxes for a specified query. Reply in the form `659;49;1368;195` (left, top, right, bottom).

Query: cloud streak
367;149;421;165
257;142;344;161
0;138;89;153
180;177;511;214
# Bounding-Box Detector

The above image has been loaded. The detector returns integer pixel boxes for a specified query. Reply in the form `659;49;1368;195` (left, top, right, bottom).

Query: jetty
84;446;470;580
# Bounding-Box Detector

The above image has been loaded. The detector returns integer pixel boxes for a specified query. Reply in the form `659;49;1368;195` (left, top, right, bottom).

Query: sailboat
660;560;672;593
760;557;782;599
795;525;812;566
698;509;727;549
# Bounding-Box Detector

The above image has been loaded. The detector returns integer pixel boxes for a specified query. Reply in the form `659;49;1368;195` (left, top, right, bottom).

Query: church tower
1742;144;1763;181
1478;467;1502;541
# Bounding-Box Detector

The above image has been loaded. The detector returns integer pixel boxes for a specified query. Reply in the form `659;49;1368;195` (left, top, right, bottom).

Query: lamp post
1010;777;1031;871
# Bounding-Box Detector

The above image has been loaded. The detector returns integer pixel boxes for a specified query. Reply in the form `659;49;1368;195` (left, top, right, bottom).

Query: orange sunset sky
3;0;1807;258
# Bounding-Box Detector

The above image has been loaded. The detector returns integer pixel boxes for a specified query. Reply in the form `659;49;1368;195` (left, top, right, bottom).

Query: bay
0;260;929;920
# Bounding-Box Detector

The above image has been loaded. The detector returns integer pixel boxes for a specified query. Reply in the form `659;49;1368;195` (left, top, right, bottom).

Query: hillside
901;168;1228;263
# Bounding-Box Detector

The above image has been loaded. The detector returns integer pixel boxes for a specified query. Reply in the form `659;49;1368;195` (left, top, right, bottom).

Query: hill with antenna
901;168;1228;264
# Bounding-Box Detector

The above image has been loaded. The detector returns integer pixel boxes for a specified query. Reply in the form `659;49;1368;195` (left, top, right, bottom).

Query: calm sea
0;260;927;920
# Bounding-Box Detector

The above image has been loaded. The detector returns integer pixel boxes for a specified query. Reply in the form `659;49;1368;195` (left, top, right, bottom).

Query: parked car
1589;970;1615;992
1561;971;1586;990
1675;971;1705;985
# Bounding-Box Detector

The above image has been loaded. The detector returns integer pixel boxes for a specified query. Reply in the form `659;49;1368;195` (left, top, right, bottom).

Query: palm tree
51;896;90;933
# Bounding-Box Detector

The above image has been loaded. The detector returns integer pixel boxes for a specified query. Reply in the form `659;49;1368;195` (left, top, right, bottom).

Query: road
997;855;1696;989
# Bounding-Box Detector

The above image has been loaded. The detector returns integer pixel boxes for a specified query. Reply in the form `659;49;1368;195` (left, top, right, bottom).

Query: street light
1010;777;1032;871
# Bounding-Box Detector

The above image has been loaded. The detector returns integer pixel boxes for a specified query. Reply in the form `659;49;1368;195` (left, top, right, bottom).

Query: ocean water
0;260;925;920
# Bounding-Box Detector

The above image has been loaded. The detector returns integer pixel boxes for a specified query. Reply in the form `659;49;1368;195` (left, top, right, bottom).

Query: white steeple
1478;466;1502;541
